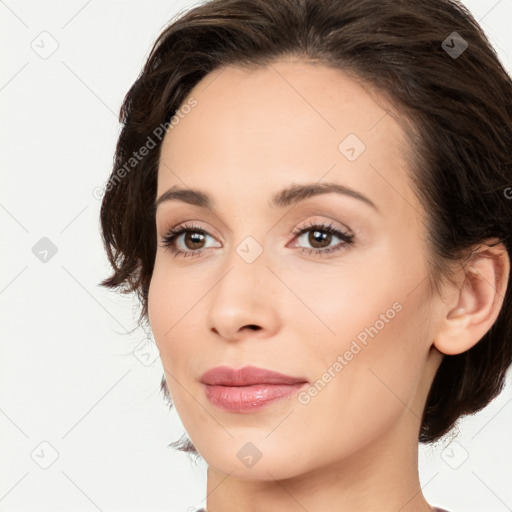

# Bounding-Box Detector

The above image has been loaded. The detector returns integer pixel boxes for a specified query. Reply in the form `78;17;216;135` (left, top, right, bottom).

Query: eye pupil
309;230;331;248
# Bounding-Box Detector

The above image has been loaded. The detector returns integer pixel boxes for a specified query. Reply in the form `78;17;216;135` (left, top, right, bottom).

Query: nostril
246;325;261;330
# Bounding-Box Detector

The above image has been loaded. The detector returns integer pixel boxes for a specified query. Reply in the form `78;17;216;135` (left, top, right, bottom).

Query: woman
99;0;512;510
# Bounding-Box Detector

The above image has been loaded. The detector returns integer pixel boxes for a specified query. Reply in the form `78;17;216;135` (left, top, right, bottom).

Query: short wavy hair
99;0;512;452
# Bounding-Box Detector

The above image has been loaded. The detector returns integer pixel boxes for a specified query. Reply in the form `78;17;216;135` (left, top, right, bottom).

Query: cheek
147;258;199;369
147;270;198;419
276;234;427;351
289;297;432;472
148;252;202;330
286;243;432;425
147;254;220;400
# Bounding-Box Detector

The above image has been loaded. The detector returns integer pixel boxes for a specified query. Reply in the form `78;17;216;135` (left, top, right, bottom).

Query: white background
1;1;511;511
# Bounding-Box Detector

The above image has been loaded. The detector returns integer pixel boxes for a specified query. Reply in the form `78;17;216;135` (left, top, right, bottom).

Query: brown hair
99;0;512;453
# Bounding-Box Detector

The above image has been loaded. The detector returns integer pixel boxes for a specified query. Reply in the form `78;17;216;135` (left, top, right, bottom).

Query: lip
200;365;308;413
200;365;308;386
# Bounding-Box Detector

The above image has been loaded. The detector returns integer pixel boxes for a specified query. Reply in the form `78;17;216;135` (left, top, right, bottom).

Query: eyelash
159;221;355;258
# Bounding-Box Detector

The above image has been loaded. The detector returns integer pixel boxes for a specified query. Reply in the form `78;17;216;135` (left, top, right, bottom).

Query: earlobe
433;241;510;356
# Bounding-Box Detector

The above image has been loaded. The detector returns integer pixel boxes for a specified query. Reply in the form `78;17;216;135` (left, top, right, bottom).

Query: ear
433;240;510;356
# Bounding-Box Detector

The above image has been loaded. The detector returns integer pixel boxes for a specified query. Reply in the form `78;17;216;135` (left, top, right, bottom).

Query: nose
206;250;282;343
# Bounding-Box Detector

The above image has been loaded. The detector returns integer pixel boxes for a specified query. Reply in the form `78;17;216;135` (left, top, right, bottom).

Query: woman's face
148;58;445;480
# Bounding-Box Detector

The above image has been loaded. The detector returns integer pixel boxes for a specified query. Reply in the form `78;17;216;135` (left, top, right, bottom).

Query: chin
198;438;313;481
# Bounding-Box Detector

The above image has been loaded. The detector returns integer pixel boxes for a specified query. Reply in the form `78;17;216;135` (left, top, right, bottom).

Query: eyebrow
154;182;378;212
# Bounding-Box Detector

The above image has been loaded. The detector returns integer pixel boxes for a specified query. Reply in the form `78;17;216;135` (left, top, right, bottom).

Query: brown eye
291;221;355;256
160;223;220;257
184;231;206;250
308;229;332;249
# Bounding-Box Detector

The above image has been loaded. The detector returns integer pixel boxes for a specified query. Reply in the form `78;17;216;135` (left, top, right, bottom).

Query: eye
159;220;355;258
159;222;220;258
289;221;354;256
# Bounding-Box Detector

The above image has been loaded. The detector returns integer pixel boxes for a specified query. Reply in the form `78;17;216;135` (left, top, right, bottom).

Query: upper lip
200;365;308;386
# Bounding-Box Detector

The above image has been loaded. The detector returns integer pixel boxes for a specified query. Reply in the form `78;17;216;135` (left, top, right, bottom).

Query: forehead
157;58;418;218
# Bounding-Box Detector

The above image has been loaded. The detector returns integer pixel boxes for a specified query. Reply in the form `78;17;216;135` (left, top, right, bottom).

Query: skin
147;58;509;512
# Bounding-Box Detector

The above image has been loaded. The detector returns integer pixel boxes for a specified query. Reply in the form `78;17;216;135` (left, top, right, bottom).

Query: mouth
200;365;308;413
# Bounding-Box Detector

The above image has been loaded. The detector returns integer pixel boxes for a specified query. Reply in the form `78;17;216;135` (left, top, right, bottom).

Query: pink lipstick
200;365;308;412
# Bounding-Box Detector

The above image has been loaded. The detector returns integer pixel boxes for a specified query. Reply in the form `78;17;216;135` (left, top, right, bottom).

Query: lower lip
203;383;308;412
